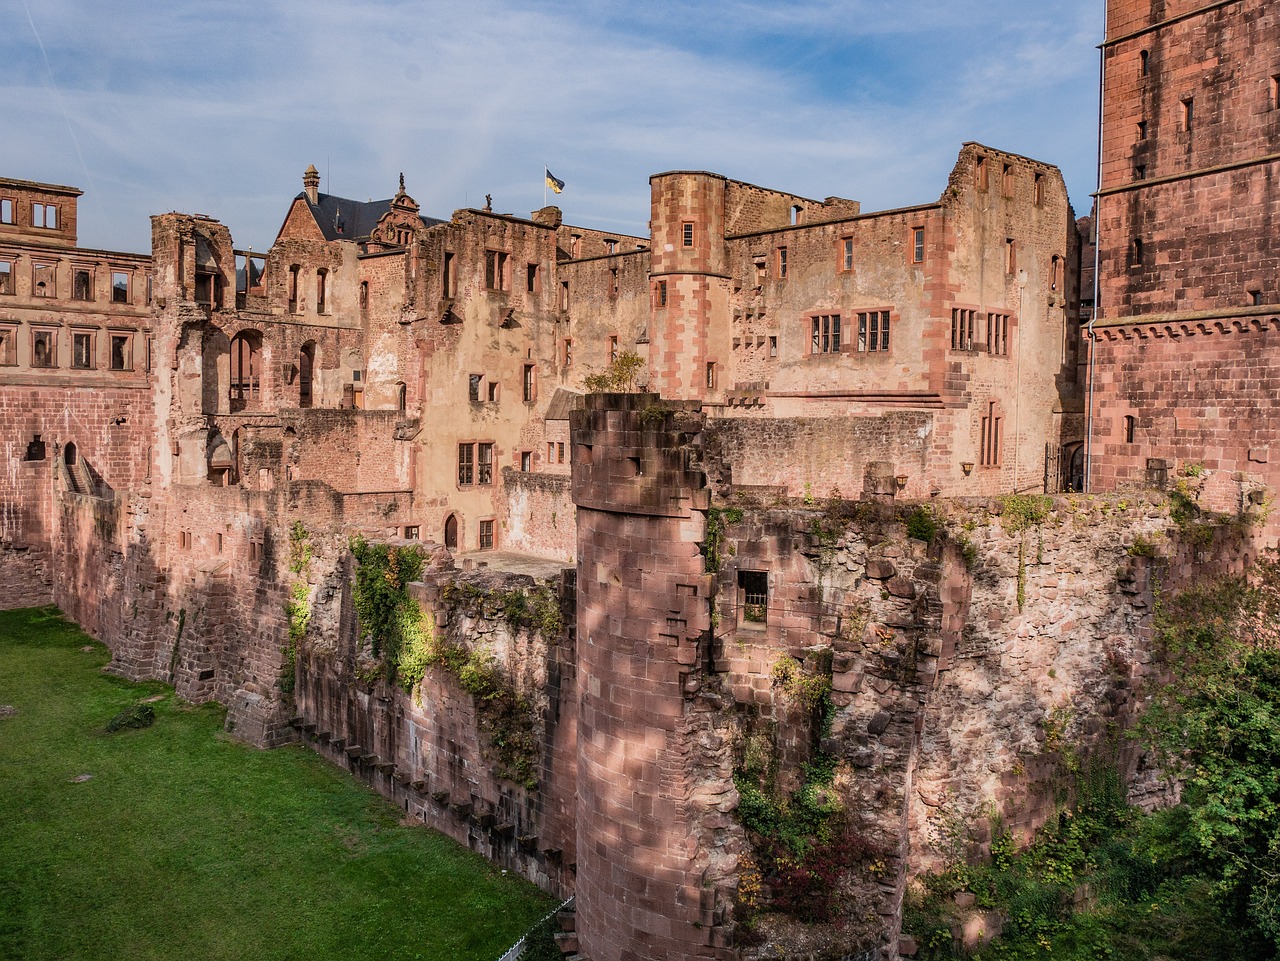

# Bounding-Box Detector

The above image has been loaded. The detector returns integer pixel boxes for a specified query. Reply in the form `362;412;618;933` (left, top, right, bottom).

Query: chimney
303;164;320;205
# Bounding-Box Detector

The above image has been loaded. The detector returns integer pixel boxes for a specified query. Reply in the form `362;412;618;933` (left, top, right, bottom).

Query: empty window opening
298;343;315;408
487;381;499;403
857;310;890;353
811;314;841;354
1272;76;1280;110
443;253;456;297
609;267;618;296
469;374;483;402
1130;237;1144;268
604;239;618;254
975;155;988;190
32;203;57;229
1051;255;1062;292
791;205;802;225
32;329;55;368
0;199;11;224
980;402;1003;466
1134;164;1146;180
522;364;535;403
229;332;260;406
753;257;766;286
682;222;694;247
74;270;93;301
112;272;129;305
1137;120;1148;140
0;261;11;295
24;434;46;461
777;246;788;279
485;250;509;290
1034;173;1044;206
705;361;717;390
33;262;55;298
987;313;1010;357
216;533;223;553
316;269;328;314
912;227;925;264
0;327;14;366
1250;290;1264;307
559;280;569;310
358;281;368;311
1140;49;1150;76
288;265;300;312
1002;163;1014;197
520;450;532;472
951;308;977;351
1124;415;1137;444
608;335;618;363
72;331;93;369
478;519;495;551
562;338;573;367
397;382;407;412
526;262;539;294
738;570;768;628
179;531;193;551
768;336;778;358
1005;238;1016;274
1181;97;1194;131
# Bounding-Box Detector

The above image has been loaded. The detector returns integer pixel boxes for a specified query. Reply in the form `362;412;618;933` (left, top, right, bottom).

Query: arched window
299;342;315;408
64;441;77;466
444;514;458;550
396;381;407;413
229;331;261;410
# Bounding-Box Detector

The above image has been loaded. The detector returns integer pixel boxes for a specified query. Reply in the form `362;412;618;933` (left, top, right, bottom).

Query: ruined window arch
299;341;315;408
229;331;262;411
395;381;407;413
444;514;458;551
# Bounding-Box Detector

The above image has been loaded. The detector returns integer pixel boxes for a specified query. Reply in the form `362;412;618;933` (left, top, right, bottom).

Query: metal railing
494;895;574;961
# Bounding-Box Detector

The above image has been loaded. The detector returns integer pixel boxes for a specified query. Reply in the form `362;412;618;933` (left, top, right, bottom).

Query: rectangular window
1181;97;1193;131
768;335;778;358
1272;76;1280;110
32;262;55;298
32;203;57;229
738;570;768;628
458;443;475;485
0;199;11;224
487;381;499;403
72;331;93;369
980;402;1003;467
547;441;555;463
562;338;573;367
841;237;854;271
315;270;327;314
111;271;129;305
810;314;841;354
0;327;14;366
656;280;668;307
73;269;93;301
520;450;532;472
478;519;495;551
1005;238;1016;274
975;155;988;190
522;364;535;403
912;227;925;264
753;258;766;286
443;252;456;297
485;250;509;290
609;267;618;296
1134;164;1146;180
1140;49;1150;76
110;333;131;371
526;262;538;294
216;533;224;553
469;373;482;402
32;329;56;368
604;239;617;253
559;280;569;310
682;222;694;247
557;442;566;464
477;442;494;485
777;246;788;279
857;311;891;353
987;313;1010;356
1033;173;1044;206
1137;120;1148;139
1002;164;1014;197
0;260;11;295
705;361;717;389
951;308;977;350
608;335;618;363
404;526;419;541
180;531;193;551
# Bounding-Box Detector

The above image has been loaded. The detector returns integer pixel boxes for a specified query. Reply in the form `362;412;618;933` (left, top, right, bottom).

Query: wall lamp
961;462;974;476
894;475;908;491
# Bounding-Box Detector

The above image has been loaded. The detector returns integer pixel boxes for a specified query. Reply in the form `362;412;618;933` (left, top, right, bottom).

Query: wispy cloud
0;0;1104;253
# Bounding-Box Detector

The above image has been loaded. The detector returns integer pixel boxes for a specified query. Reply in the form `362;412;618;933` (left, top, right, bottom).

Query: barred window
857;310;890;352
951;308;977;350
811;314;841;354
458;443;474;485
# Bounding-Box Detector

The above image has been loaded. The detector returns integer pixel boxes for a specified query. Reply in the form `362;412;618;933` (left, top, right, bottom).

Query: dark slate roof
297;192;446;242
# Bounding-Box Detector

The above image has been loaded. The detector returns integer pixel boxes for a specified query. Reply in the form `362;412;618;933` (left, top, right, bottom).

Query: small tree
583;350;644;393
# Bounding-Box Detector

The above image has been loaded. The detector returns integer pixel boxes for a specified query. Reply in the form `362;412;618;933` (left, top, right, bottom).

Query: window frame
912;227;925;264
841;237;854;272
0;199;12;225
458;442;475;486
109;331;133;371
682;222;694;248
32;202;58;230
0;259;12;295
31;327;57;368
809;314;842;355
0;324;15;366
32;261;56;299
737;570;769;630
478;518;495;551
484;250;510;291
71;328;95;370
776;246;788;279
111;270;130;305
856;310;892;353
522;363;536;403
73;268;94;302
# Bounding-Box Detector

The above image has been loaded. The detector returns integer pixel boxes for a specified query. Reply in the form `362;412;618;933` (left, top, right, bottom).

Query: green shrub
106;703;155;732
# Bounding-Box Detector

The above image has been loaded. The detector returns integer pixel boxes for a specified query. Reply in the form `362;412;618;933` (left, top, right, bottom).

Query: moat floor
0;606;554;961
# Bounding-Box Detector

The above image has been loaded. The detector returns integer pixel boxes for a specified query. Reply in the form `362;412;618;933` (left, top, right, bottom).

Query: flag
545;168;565;194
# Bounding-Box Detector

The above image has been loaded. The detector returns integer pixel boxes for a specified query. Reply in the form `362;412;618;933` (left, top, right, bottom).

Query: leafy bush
106;703;155;732
905;505;938;543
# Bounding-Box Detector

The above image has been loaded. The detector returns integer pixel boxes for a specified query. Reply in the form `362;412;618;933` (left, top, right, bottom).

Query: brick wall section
499;467;575;560
571;394;736;961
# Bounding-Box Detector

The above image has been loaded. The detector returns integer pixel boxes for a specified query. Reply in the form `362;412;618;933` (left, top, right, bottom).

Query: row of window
468;364;540;404
950;309;1010;355
807;310;892;354
0;324;141;371
975;157;1048;205
471;252;570;307
457;440;570;487
0;200;59;230
287;265;329;314
0;259;139;303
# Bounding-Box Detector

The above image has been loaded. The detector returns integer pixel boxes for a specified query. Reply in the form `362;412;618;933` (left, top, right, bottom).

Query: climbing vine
281;521;313;694
1000;495;1052;611
703;506;743;574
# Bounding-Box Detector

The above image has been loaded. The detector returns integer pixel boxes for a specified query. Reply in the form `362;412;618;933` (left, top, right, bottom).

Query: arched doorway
229;331;261;410
444;514;458;550
63;442;77;467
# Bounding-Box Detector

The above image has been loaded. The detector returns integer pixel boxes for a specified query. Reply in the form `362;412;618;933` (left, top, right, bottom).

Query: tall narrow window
987;313;1009;356
777;247;788;279
0;327;14;365
1005;238;1016;274
485;250;509;290
112;271;129;304
0;261;11;295
1033;173;1044;206
562;338;573;367
316;269;327;314
1140;50;1150;76
522;364;535;403
1130;237;1144;268
705;361;717;389
109;334;131;371
469;373;483;402
682;222;694;247
559;280;569;310
1272;76;1280;110
1137;120;1148;140
288;265;300;312
229;332;260;406
810;314;841;354
31;329;55;368
478;519;495;551
74;270;93;301
1124;415;1137;444
609;267;618;296
608;335;618;363
1181;97;1194;132
32;203;57;229
1051;255;1061;292
458;443;474;485
1002;164;1013;197
980;402;1003;466
842;237;854;271
299;343;314;408
0;199;11;224
477;443;494;485
975;156;988;190
951;308;976;351
443;252;456;297
738;570;768;628
32;262;55;298
359;281;369;311
526;262;539;294
656;280;668;307
912;227;925;264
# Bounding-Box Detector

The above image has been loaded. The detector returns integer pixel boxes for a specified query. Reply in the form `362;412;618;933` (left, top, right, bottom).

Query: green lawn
0;606;555;961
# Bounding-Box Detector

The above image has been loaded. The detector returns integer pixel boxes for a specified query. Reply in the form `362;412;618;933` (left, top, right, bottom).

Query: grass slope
0;606;555;961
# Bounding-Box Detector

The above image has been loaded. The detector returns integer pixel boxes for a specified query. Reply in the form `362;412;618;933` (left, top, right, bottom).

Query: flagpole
544;164;547;208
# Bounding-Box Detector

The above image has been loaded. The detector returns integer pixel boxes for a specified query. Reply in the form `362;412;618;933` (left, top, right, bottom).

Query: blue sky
3;0;1105;254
